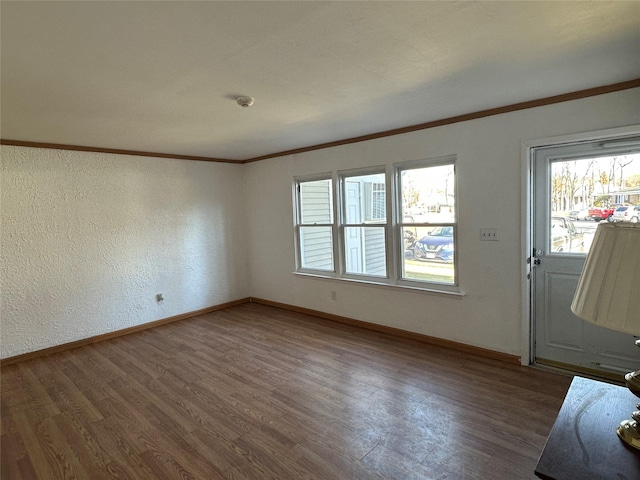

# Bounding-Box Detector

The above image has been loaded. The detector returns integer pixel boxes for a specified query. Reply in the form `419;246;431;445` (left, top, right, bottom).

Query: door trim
520;125;640;366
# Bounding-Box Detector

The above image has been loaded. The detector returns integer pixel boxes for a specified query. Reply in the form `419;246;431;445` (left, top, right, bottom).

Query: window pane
344;226;386;276
300;179;332;224
401;165;455;223
550;216;585;254
300;226;333;270
402;226;454;284
343;173;386;224
549;153;640;255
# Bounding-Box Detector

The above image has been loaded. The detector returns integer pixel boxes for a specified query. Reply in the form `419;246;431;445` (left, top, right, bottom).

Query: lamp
571;222;640;450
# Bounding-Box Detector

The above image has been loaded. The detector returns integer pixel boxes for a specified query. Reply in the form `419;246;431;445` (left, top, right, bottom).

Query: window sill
292;271;466;297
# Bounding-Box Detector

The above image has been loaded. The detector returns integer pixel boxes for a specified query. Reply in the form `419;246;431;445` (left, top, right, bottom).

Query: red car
587;206;615;221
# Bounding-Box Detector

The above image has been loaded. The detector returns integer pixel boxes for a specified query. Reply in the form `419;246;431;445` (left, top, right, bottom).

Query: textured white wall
1;147;248;358
245;88;640;358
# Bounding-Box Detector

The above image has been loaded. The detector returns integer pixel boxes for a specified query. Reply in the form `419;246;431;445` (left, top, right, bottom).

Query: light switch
480;228;499;241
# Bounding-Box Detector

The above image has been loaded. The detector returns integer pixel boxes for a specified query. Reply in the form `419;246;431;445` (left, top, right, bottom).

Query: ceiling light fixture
236;96;254;108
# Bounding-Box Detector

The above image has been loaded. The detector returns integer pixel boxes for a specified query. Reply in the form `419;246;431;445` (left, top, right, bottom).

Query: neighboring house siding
364;227;385;275
300;229;333;269
300;182;333;269
300;184;332;223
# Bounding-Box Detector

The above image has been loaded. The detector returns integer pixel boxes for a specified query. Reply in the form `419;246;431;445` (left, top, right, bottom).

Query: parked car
569;208;591;221
551;216;584;252
587;206;615;221
413;226;454;263
612;205;640;223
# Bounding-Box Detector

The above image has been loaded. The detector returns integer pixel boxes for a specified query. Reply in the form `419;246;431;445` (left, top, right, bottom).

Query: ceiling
2;1;639;162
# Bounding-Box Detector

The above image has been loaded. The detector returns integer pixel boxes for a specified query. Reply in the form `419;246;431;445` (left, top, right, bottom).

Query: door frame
520;125;640;367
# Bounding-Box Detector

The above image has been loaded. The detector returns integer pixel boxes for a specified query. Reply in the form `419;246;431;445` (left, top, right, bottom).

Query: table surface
535;376;640;480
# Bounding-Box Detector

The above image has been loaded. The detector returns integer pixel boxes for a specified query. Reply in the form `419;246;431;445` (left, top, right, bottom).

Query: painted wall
1;147;248;358
2;89;638;361
244;88;640;358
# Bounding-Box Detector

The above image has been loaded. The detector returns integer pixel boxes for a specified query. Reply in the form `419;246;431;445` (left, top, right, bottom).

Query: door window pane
550;153;640;254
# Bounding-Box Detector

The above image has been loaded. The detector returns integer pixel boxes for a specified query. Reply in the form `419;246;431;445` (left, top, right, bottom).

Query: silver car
612;206;640;223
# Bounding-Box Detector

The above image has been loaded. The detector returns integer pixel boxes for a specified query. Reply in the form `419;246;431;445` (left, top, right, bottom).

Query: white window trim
293;156;463;295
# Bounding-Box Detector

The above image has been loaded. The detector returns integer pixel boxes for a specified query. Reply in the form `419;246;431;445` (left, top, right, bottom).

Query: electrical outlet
330;290;337;300
480;228;499;241
156;293;164;304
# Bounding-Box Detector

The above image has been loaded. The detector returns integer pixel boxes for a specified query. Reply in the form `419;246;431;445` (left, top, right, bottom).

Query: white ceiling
2;1;639;161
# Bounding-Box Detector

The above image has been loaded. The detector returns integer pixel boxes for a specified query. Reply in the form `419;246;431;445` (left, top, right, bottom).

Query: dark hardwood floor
1;303;571;479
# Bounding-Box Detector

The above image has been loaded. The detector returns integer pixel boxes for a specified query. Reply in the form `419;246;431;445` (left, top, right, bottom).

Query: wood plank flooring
1;303;572;480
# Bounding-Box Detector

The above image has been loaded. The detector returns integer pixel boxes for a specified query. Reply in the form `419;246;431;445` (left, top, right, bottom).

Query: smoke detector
236;96;254;108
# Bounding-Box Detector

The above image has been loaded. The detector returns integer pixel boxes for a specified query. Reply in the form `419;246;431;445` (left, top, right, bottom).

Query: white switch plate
480;228;499;241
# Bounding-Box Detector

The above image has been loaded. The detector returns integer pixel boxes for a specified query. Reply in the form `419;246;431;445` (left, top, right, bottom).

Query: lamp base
618;342;640;450
617;418;640;451
625;369;640;397
618;356;640;451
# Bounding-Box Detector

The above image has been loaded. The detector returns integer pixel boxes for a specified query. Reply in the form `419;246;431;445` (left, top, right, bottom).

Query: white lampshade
571;223;640;336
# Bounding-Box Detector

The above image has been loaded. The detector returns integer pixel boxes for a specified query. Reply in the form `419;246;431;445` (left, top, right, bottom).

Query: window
295;176;334;271
398;161;456;285
340;170;387;277
294;156;457;290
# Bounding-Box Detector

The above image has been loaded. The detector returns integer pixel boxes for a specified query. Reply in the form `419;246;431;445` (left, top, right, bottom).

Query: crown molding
0;140;241;164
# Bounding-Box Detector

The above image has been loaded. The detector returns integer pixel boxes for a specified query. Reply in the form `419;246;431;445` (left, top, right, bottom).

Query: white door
532;139;640;377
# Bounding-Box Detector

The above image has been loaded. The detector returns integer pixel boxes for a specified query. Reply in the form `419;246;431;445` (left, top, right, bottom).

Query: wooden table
535;376;640;480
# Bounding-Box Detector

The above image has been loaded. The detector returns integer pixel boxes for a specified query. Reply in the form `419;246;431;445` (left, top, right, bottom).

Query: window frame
394;156;458;289
293;173;337;274
337;166;389;280
293;155;461;295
